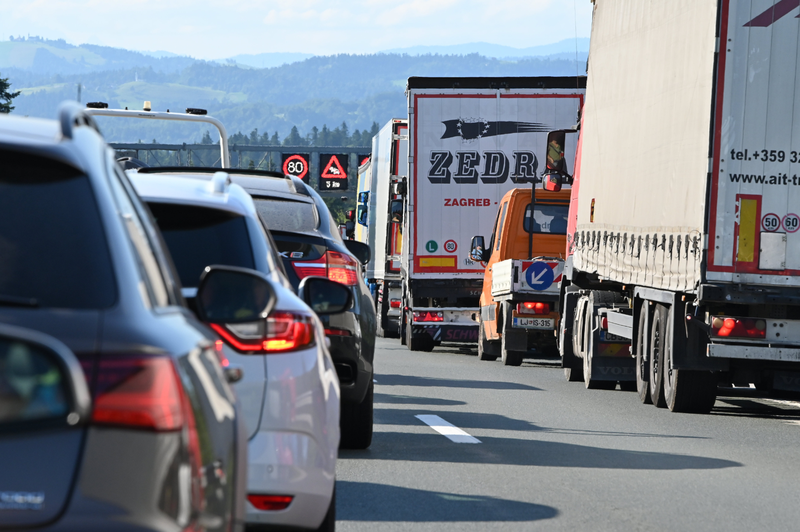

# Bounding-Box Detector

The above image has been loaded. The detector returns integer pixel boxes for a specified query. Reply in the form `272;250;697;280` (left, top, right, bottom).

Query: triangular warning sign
321;155;346;178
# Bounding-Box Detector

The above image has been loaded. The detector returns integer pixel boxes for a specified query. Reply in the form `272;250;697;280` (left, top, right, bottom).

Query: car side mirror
344;240;371;265
0;323;91;429
298;277;354;315
195;266;276;324
470;235;489;262
390;199;403;224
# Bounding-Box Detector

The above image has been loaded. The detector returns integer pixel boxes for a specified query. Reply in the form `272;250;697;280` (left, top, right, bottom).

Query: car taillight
291;251;359;286
324;327;352;337
414;311;443;322
710;316;766;339
211;311;316;354
247;494;293;511
390;299;402;308
91;355;184;431
291;256;327;279
517;302;550;315
327;251;359;286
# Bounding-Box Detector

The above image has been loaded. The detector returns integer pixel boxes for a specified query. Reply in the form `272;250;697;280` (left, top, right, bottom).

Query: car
229;171;377;450
0;102;268;531
127;167;345;531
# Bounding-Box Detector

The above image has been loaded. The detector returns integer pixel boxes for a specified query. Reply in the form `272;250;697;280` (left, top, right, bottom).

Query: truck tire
405;311;421;351
663;331;717;414
635;302;653;404
583;307;615;390
478;319;498;361
340;382;373;449
649;304;668;408
560;290;583;382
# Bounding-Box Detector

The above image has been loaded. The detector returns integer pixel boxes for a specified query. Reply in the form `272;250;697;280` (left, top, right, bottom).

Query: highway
337;338;800;531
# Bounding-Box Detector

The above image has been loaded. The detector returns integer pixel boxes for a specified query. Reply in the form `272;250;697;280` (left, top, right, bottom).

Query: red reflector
247;494;294;511
325;327;352;336
390;299;401;308
327;251;359;286
92;356;184;431
413;311;444;322
601;317;608;330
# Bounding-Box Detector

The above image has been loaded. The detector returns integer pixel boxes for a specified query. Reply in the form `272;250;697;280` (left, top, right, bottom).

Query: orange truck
469;187;570;365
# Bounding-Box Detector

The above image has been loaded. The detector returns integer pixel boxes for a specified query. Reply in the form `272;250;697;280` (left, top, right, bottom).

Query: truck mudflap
412;323;479;343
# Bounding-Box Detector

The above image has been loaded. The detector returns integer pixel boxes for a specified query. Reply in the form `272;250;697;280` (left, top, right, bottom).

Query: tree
0;73;21;114
201;130;213;144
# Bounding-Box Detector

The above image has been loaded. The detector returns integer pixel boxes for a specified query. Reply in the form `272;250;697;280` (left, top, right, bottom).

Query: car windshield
523;203;569;234
147;202;255;287
0;150;116;309
253;198;319;233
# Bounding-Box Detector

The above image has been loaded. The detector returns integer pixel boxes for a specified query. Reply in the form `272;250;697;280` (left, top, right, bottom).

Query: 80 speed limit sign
282;153;310;183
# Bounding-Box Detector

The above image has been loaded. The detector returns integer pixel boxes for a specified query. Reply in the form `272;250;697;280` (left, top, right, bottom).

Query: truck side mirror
470;235;489;262
345;209;355;221
390;199;403;224
546;129;576;182
543;173;563;192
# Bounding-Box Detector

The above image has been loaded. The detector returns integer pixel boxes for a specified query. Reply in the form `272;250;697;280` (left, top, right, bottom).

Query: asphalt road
336;338;800;531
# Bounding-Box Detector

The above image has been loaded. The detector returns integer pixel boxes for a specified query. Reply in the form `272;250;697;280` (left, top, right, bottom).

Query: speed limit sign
282;153;310;183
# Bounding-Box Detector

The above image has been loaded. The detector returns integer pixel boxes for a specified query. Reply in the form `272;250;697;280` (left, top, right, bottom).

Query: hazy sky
2;0;593;58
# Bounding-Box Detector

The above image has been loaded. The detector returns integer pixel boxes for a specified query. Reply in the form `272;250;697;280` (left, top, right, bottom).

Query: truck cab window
524;203;568;234
495;202;509;251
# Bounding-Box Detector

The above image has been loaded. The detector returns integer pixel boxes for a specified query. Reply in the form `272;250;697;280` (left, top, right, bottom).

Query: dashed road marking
415;415;481;444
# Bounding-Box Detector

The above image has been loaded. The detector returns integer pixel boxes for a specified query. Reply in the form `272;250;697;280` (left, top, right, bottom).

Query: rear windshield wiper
0;295;39;308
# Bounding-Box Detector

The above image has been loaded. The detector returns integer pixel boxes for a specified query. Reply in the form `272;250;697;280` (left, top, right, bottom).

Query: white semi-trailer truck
399;77;586;351
555;0;800;412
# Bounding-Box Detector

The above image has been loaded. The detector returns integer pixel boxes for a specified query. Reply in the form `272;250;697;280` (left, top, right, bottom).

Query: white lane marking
415;415;481;444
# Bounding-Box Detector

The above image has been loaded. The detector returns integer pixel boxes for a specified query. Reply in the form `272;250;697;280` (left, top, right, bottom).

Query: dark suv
230;172;377;449
0;103;265;531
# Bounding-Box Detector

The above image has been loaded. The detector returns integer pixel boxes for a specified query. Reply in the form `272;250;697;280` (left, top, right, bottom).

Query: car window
105;159;170;308
253;198;319;233
147;202;256;288
495;201;509;251
524;203;569;234
0;150;116;309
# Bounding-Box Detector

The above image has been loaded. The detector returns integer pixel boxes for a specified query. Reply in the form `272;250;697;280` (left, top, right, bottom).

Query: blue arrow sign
525;262;554;291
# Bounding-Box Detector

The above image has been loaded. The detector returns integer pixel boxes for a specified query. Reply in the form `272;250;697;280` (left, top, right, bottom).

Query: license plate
513;317;554;329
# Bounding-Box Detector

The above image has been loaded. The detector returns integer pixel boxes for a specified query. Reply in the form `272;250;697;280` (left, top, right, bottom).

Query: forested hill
3;39;587;144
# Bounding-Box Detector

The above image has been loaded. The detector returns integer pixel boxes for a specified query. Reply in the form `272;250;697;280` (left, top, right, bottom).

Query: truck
554;0;800;412
394;77;585;351
469;187;571;366
355;119;408;338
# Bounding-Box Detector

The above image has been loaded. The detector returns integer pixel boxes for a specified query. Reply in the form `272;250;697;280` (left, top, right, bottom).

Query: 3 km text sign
319;154;349;190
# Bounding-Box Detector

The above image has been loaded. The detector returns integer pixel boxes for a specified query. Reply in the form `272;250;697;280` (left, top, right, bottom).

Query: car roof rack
84;105;230;168
135;166;310;196
58;101;102;140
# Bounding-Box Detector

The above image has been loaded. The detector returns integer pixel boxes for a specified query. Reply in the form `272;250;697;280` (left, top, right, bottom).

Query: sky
1;0;593;59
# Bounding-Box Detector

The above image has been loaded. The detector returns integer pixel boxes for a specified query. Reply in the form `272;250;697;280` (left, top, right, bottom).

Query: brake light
324;327;352;336
290;251;359;286
517;302;550;315
211;311;316;354
247;494;294;511
600;317;608;330
91;356;184;431
710;316;766;339
413;311;444;322
390;299;401;308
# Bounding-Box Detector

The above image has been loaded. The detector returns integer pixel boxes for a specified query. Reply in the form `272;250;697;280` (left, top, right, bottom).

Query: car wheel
340;382;373;450
316;484;335;532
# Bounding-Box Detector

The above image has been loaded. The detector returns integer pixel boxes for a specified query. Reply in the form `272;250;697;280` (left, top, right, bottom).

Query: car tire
340;382;373;450
316;484;335;532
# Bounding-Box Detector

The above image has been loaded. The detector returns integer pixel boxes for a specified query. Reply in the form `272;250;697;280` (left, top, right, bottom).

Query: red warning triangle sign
321;155;347;178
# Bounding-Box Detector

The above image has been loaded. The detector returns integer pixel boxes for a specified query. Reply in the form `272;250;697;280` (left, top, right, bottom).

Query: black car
0;103;274;531
230;171;377;449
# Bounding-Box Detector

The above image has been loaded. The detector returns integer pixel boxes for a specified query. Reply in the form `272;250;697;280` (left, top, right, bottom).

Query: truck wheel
405;312;420;351
561;291;583;382
582;300;615;390
478;320;498;361
340;382;373;449
635;303;653;404
663;340;717;414
649;304;668;408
